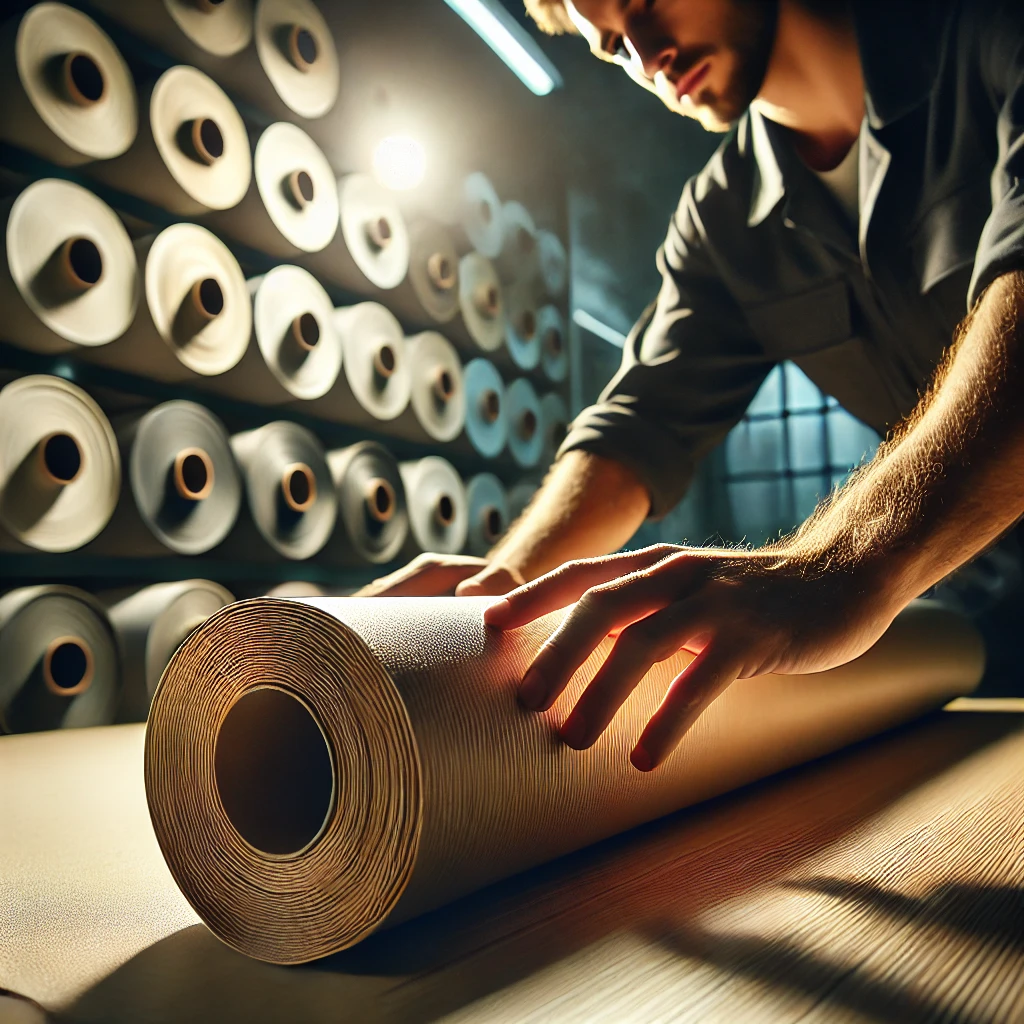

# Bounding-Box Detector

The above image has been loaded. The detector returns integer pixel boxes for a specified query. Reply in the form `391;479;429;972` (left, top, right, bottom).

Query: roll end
172;447;216;501
42;636;94;697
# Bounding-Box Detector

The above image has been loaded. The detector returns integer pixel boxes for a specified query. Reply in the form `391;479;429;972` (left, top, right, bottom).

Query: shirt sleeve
968;3;1024;306
557;179;774;519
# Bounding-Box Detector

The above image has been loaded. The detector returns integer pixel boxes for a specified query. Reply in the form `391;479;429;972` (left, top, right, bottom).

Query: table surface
1;702;1023;1024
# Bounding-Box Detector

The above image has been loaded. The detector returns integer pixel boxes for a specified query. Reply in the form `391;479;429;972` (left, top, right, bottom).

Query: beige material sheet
145;595;984;965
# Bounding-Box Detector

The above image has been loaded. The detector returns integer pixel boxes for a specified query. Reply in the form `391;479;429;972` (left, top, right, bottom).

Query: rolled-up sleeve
558;180;773;518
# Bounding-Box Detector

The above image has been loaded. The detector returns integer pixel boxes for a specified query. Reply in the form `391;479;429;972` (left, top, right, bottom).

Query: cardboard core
545;326;564;356
516;225;536;254
60;237;103;290
62;52;105;106
291;312;320;350
281;463;316;513
519;309;537;340
288;25;319;71
483;505;503;542
475;284;499;318
479;200;494;225
188;117;225;165
42;637;93;696
479;389;501;424
191;277;225;320
366;216;393;250
373;344;397;379
215;686;334;857
435;494;455;528
365;477;396;524
518;409;538;441
39;432;83;484
433;368;455;402
173;447;214;501
427;253;456;291
286;169;315;209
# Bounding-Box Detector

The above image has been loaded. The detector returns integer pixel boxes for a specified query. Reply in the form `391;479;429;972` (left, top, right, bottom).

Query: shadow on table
57;713;1021;1024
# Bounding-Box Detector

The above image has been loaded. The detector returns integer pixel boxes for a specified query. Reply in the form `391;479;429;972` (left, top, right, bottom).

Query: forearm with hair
780;270;1024;605
487;449;651;582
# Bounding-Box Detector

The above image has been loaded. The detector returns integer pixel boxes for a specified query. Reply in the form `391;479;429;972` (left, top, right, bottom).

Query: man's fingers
632;644;742;771
485;545;683;629
357;556;486;597
560;602;710;750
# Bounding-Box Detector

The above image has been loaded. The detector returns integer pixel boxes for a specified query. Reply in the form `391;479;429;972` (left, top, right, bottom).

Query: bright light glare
444;0;561;96
372;135;427;192
573;309;627;347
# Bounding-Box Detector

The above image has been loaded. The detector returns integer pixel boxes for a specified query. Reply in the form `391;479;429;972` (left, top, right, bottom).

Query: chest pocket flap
743;278;852;356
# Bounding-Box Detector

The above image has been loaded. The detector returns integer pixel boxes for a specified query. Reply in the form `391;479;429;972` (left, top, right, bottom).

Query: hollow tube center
290;311;321;350
365;477;396;524
62;52;105;106
281;462;316;513
173;447;214;501
366;216;393;250
517;226;536;254
286;169;315;209
519;309;537;340
188;117;225;165
545;326;564;356
60;237;103;290
475;283;499;318
191;277;225;320
39;432;83;485
288;25;319;71
42;637;93;696
519;408;538;441
433;368;455;402
483;505;503;542
435;493;455;527
214;686;334;857
373;343;397;379
479;389;501;424
479;199;494;225
426;252;456;291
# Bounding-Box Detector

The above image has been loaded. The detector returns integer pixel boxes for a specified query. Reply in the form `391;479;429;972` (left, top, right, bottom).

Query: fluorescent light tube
573;308;627;347
444;0;563;96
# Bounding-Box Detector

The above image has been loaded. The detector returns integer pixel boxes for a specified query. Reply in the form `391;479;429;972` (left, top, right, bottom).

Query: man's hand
357;554;524;597
484;543;903;772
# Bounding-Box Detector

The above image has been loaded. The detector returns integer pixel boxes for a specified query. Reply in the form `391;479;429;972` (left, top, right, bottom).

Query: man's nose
630;25;677;81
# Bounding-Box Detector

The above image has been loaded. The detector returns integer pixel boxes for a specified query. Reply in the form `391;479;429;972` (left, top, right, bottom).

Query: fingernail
483;598;510;626
518;667;546;711
630;745;653;772
560;711;588;749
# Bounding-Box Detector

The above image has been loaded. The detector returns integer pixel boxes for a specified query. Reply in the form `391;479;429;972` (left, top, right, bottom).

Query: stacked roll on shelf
326;441;409;566
88;401;242;557
386;332;465;446
460;358;508;459
507;477;540;523
82;223;251;382
0;3;137;166
536;229;568;299
0;585;119;734
0;179;138;355
400;456;468;556
538;304;569;384
264;581;328;598
465;472;509;557
503;279;542;373
539;391;570;468
224;420;336;561
107;580;235;724
87;65;251;216
494;200;541;285
441;171;504;258
505;377;544;470
207;120;338;258
384;220;460;328
0;375;120;553
451;252;505;355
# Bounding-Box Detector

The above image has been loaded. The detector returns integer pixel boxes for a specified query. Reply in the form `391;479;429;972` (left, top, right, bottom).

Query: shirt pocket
741;277;852;357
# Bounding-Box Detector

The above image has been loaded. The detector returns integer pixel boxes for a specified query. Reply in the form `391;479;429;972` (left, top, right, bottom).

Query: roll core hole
173;447;214;501
479;389;501;424
517;226;536;254
365;477;396;524
42;637;93;696
427;253;456;291
545;326;564;356
479;200;494;225
373;344;397;379
433;369;455;402
435;493;455;527
366;216;393;250
286;169;315;209
288;25;319;71
519;409;538;441
476;284;499;318
191;277;225;320
189;117;225;165
483;505;503;542
39;432;83;484
62;53;105;106
519;309;537;340
281;462;316;513
291;312;320;350
60;237;103;290
215;686;334;858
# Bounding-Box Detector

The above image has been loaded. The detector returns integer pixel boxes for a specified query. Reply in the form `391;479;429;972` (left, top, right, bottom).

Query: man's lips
675;60;711;101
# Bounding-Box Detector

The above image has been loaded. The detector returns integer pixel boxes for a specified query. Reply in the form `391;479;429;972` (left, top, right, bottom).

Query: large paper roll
465;472;509;556
88;66;250;216
225;421;336;561
386;332;465;445
0;3;136;166
503;279;541;372
451;252;505;354
538;304;569;384
539;391;570;468
82;224;250;382
494;201;541;284
0;375;119;553
441;171;503;258
206;266;341;404
460;357;508;460
507;477;539;522
0;585;118;735
145;595;984;964
303;173;410;293
384;220;460;328
326;441;408;566
400;456;468;556
207;121;338;257
537;228;568;298
307;303;411;425
89;401;242;556
89;0;254;58
505;377;544;470
0;179;137;355
109;580;234;724
215;0;340;119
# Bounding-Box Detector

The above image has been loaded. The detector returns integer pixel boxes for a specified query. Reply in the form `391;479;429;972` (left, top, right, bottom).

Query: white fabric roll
88;65;250;215
503;278;541;372
537;229;568;298
306;303;411;425
206;121;338;257
204;265;341;404
0;3;137;166
0;179;138;355
494;201;540;284
539;391;570;468
386;332;465;445
83;224;250;382
441;171;504;258
384;220;460;327
538;304;569;384
451;252;505;354
0;375;120;553
460;358;508;460
89;0;254;58
465;472;509;557
400;456;468;556
505;377;544;470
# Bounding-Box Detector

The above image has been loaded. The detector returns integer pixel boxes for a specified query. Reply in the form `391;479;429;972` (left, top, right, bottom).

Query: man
370;0;1024;772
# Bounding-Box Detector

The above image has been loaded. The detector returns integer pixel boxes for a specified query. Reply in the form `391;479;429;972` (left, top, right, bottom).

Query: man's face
565;0;779;132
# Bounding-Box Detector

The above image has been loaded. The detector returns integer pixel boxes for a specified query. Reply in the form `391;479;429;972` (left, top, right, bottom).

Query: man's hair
524;0;578;36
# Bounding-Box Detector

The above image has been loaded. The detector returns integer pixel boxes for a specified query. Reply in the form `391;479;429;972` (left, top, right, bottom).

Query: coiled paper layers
146;596;984;965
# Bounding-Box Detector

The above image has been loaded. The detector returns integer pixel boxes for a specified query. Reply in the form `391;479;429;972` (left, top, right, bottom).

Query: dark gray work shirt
559;0;1024;517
